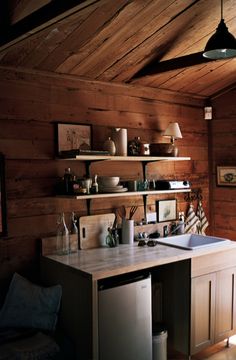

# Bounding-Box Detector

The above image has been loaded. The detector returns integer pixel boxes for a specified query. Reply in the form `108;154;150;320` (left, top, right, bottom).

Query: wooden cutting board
79;213;115;249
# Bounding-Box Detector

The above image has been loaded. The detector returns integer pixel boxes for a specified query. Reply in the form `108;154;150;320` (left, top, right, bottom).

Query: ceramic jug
103;137;116;155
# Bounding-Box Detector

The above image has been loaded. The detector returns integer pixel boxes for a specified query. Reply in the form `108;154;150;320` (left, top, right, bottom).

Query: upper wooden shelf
58;155;191;162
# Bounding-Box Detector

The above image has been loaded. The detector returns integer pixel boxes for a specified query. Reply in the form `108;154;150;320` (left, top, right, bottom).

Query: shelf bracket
142;159;161;181
85;159;108;178
85;161;91;178
86;199;91;215
142;161;148;181
142;194;148;222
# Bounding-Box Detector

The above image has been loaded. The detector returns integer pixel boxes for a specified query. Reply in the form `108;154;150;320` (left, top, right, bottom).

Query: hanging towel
185;204;200;234
196;200;209;235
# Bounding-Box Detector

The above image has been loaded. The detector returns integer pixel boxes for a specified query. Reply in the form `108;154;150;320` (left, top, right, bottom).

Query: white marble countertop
44;240;236;280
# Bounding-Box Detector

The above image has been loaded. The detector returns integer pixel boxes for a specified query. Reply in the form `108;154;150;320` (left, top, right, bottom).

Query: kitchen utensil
117;205;126;220
79;213;115;249
129;206;138;220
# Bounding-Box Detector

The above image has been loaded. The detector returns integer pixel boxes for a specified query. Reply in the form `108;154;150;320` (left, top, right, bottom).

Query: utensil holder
121;219;134;244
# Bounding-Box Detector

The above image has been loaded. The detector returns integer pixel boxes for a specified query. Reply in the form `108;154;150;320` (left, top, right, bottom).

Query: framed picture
56;122;92;156
156;199;177;223
217;166;236;186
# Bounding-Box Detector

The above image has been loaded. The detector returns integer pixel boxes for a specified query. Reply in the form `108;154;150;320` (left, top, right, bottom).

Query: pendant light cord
221;0;223;20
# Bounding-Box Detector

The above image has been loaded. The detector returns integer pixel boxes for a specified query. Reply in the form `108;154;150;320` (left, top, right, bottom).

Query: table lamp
163;122;182;157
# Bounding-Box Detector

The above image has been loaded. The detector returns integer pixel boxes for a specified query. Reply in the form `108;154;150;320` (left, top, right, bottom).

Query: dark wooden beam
0;0;94;48
0;2;11;30
131;52;212;79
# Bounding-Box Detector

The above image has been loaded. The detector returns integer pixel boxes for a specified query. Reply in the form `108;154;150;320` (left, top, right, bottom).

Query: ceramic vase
103;137;116;155
112;128;127;156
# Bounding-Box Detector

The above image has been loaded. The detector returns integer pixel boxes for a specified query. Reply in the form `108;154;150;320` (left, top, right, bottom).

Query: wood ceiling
0;0;236;99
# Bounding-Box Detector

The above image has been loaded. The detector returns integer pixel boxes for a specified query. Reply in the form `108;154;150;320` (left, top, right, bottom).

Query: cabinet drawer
191;248;236;277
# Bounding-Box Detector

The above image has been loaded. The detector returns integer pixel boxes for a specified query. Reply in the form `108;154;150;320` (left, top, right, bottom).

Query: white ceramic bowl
97;176;120;187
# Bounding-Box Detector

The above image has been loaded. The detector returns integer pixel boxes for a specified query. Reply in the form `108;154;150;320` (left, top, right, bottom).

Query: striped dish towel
196;200;209;235
185;204;200;234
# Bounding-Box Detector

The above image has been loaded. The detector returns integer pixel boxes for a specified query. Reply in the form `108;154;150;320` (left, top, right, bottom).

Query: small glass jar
106;227;119;247
128;137;141;155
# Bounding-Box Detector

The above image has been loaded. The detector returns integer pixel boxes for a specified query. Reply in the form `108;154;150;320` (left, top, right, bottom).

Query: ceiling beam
210;82;236;100
0;0;97;50
131;52;212;79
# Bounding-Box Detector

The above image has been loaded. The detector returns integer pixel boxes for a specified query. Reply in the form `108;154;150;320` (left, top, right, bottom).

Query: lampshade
163;122;182;140
203;0;236;59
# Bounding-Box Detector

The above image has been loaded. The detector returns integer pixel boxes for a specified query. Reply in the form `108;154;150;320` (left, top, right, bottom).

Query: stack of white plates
97;176;128;193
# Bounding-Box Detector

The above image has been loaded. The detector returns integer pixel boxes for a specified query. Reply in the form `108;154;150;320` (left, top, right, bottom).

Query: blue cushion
0;273;62;332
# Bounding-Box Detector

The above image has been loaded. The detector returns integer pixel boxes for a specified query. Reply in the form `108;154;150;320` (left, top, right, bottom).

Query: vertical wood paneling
0;67;208;283
211;88;236;240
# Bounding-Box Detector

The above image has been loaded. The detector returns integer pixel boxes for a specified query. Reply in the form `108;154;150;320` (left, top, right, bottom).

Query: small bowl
97;176;120;187
149;143;174;156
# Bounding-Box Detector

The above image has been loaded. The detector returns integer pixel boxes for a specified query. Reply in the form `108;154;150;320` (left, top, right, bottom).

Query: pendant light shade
203;19;236;59
203;1;236;59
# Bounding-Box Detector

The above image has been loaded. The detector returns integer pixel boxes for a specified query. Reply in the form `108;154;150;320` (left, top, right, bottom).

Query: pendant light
203;0;236;59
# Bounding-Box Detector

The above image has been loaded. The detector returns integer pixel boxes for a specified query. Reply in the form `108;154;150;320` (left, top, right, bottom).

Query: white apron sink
156;234;231;250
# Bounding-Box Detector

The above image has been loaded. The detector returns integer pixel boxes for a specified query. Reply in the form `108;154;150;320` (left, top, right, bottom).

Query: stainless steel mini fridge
98;274;152;360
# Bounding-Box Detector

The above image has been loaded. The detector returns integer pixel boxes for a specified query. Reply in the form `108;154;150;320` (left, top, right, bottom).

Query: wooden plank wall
0;66;208;287
210;88;236;240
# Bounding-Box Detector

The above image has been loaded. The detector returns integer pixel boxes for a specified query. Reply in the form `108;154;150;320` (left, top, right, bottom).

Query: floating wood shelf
57;154;191;215
57;188;191;200
58;155;191;162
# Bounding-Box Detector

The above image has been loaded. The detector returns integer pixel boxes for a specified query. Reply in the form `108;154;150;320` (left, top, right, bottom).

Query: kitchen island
41;240;236;359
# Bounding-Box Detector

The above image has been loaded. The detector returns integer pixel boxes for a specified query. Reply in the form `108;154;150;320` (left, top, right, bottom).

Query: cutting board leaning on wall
79;213;115;249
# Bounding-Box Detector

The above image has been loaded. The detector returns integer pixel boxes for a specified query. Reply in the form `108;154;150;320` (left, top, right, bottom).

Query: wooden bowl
149;143;174;156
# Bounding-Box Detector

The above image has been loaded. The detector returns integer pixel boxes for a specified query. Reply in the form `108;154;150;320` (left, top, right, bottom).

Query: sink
156;234;231;250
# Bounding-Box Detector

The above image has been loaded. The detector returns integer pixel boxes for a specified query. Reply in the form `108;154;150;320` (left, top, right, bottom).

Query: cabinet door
191;273;216;355
215;267;236;343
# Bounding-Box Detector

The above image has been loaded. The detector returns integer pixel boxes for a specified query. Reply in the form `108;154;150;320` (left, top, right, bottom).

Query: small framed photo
56;122;92;156
156;199;177;223
217;166;236;186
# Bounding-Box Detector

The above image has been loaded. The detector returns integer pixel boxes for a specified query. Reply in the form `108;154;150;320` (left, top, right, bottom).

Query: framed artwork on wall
56;122;92;157
156;199;177;223
217;166;236;186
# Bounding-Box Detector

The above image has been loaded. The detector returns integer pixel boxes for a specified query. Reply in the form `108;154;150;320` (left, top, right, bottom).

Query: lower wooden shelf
57;188;191;200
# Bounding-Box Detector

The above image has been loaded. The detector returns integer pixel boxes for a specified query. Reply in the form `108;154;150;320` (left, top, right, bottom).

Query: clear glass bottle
63;168;73;195
56;212;70;255
91;174;99;194
69;212;78;253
